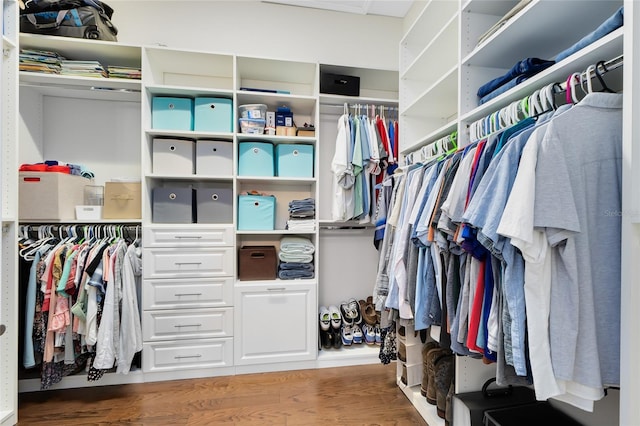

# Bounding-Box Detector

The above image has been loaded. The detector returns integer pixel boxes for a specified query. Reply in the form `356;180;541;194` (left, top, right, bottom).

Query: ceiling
263;0;414;18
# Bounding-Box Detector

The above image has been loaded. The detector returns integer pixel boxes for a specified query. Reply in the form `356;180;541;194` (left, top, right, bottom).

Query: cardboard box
103;182;141;219
19;172;90;221
275;126;297;137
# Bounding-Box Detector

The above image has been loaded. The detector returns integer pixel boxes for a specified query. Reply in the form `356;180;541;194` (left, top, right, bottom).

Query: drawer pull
267;287;286;291
174;236;203;239
174;324;202;328
174;354;202;359
175;262;203;266
174;293;203;297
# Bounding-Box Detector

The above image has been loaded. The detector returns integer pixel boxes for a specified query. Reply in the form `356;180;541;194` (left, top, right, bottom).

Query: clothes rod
554;54;623;92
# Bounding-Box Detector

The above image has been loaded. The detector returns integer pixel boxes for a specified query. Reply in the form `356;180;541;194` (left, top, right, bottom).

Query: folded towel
278;269;315;279
280;236;315;255
279;262;315;271
279;253;313;263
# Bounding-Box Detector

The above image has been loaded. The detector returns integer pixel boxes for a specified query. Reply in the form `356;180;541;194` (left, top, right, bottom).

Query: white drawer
144;226;234;247
142;337;233;372
143;307;233;341
143;247;233;278
143;277;233;310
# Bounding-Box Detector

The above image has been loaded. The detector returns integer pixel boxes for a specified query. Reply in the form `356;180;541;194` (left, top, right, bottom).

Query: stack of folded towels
278;236;315;279
286;198;315;232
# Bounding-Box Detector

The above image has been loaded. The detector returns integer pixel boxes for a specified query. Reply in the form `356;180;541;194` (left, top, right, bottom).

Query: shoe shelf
316;344;380;368
397;379;445;426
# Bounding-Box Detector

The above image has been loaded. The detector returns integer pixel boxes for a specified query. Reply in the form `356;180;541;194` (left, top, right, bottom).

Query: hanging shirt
331;114;355;220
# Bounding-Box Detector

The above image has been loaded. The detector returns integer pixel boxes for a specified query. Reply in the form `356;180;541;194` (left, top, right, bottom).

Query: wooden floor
18;363;428;425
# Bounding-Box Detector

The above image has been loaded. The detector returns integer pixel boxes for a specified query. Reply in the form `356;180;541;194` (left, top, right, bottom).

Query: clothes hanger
566;72;581;104
583;64;597;94
595;60;615;93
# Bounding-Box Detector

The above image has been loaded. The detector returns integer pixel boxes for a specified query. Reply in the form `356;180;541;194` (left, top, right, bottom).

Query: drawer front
143;277;233;310
143;308;233;341
143;247;233;278
144;226;234;247
142;337;233;372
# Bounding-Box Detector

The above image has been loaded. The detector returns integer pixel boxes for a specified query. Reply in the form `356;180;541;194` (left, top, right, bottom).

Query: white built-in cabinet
8;30;403;400
0;1;18;424
399;1;634;425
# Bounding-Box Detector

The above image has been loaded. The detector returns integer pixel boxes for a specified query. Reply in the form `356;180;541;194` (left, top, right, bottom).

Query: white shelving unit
0;0;19;423
399;0;630;425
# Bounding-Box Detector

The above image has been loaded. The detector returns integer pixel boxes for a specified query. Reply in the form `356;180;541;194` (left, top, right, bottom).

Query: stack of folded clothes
278;236;315;279
477;57;555;105
286;198;315;232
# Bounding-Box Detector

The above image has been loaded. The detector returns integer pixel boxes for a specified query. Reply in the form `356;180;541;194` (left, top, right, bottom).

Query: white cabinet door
234;281;316;365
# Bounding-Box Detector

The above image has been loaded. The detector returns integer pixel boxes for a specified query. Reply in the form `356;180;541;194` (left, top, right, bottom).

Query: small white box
75;205;102;220
196;139;233;176
152;138;195;175
285;116;293;127
266;111;276;128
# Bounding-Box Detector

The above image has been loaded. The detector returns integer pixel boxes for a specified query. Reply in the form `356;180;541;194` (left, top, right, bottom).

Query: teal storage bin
194;97;233;132
238;195;276;230
276;144;314;178
238;142;274;176
152;97;193;131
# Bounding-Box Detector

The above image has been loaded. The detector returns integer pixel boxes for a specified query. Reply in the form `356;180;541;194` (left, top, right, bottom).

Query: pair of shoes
426;347;452;405
397;341;407;362
340;299;362;325
435;353;455;419
420;342;438;397
352;324;363;344
359;297;378;325
341;324;353;346
319;306;331;331
362;323;376;345
320;327;343;350
328;305;341;330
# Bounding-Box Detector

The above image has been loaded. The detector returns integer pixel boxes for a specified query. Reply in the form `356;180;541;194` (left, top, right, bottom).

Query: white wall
106;0;402;71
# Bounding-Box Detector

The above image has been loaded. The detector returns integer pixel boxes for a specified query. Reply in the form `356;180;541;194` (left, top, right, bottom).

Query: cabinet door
234;282;316;365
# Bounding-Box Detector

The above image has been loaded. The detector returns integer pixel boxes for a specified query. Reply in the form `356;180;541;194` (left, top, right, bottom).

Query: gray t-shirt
534;93;622;389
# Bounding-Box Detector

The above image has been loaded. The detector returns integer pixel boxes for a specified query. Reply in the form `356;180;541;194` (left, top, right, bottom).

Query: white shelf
319;93;398;106
145;129;233;140
18;219;142;224
236;91;317;113
401;119;458;156
18;369;145;392
401;13;459;83
145;83;233;98
235;278;317;285
20;33;141;68
146;173;233;181
397;379;445;426
317;344;380;368
401;65;458;119
19;72;142;101
400;0;458;58
460;27;624;123
237;176;316;184
462;0;623;68
236;229;316;235
237;134;316;144
462;0;520;16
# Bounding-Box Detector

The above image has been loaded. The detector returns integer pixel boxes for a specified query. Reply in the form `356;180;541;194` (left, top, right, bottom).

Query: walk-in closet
1;1;639;425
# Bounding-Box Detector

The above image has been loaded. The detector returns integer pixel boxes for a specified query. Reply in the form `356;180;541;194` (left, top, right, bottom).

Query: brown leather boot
426;347;449;404
420;341;438;397
435;353;455;418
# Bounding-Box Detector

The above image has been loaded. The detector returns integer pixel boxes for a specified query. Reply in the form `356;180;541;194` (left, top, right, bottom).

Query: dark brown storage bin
238;246;277;281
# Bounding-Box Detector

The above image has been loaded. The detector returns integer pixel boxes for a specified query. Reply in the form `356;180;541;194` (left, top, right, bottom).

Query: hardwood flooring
18;363;428;425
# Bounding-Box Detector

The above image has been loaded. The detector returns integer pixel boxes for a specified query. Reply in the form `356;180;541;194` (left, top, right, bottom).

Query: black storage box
238;246;277;281
453;385;536;426
484;401;583;426
320;72;360;97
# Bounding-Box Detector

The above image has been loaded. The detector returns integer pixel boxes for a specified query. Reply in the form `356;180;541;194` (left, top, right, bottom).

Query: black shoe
332;329;342;349
320;328;331;349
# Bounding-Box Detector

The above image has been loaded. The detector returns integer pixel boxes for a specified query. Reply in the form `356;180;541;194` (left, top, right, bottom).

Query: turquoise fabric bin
152;97;193;131
194;97;233;132
238;142;274;176
237;195;276;230
275;144;314;178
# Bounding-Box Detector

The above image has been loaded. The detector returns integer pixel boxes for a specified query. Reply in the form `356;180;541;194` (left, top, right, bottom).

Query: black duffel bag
20;0;118;41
